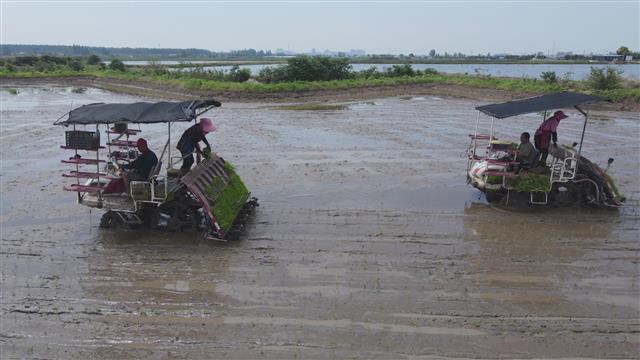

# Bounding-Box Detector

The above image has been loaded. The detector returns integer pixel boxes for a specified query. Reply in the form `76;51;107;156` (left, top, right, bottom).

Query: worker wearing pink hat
176;117;217;176
534;110;568;166
198;117;217;133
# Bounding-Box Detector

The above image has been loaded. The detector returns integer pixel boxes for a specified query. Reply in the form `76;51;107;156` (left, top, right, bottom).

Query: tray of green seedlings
486;175;505;185
202;162;250;232
605;173;625;202
512;173;550;193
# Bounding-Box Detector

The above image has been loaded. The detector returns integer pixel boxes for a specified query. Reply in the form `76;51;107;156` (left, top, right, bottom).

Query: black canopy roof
55;99;221;125
475;92;603;119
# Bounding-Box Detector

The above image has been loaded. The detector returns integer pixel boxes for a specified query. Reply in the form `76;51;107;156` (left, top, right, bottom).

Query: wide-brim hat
199;117;216;133
554;110;568;120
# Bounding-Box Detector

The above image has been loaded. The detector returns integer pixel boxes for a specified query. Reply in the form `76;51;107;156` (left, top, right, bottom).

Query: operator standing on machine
176;117;216;176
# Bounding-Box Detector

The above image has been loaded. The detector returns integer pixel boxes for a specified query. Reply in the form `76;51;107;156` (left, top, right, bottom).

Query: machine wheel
485;190;506;204
159;201;201;232
99;211;123;229
138;206;160;229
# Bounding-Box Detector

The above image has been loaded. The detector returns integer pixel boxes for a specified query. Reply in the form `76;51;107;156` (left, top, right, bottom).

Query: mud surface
1;87;639;359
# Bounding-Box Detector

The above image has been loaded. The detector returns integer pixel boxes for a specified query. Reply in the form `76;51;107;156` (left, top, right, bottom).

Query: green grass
203;162;250;232
1;67;638;103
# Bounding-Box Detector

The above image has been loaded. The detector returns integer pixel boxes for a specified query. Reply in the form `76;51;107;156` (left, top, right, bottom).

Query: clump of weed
540;71;558;84
587;67;622;90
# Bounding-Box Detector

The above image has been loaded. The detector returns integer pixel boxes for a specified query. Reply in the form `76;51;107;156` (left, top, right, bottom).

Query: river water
1;86;639;358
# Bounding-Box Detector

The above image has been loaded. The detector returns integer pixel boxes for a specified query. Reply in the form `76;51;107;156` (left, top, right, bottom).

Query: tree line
0;44;273;59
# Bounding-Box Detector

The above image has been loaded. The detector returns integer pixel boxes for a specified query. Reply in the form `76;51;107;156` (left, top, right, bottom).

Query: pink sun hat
199;118;216;133
553;110;568;120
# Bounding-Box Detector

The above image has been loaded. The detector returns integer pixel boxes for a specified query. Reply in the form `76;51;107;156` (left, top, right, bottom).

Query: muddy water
1;86;639;358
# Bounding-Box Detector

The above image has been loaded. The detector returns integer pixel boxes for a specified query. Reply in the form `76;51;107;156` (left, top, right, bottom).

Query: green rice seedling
513;173;550;192
203;162;250;232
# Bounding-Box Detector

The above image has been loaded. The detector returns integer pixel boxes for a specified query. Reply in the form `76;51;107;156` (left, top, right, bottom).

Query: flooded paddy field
1;86;639;358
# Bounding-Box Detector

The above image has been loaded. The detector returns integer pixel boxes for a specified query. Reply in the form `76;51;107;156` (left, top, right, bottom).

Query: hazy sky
1;1;638;55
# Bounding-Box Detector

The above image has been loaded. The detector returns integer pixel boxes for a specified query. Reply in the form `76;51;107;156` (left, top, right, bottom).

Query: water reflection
80;229;239;348
463;203;616;313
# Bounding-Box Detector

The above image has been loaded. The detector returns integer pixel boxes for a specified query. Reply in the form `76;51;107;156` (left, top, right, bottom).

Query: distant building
347;49;366;57
591;54;625;62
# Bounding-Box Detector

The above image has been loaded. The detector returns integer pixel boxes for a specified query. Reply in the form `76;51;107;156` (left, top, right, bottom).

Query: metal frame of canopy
54;98;258;240
472;92;603;162
55;100;221;206
464;92;627;208
54;100;221;125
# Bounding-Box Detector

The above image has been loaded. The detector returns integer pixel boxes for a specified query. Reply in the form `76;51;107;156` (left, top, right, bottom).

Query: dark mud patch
269;103;350;111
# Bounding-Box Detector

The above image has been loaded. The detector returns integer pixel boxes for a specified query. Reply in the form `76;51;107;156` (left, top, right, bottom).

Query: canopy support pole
575;105;588;159
158;138;169;164
489;117;495;141
73;124;81;203
472;111;480;159
473;111;480;138
96;124;102;203
166;122;172;198
167;122;172;168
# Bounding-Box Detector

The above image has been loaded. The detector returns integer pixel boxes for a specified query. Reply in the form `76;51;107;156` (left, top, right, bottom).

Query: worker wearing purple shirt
534;110;568;166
